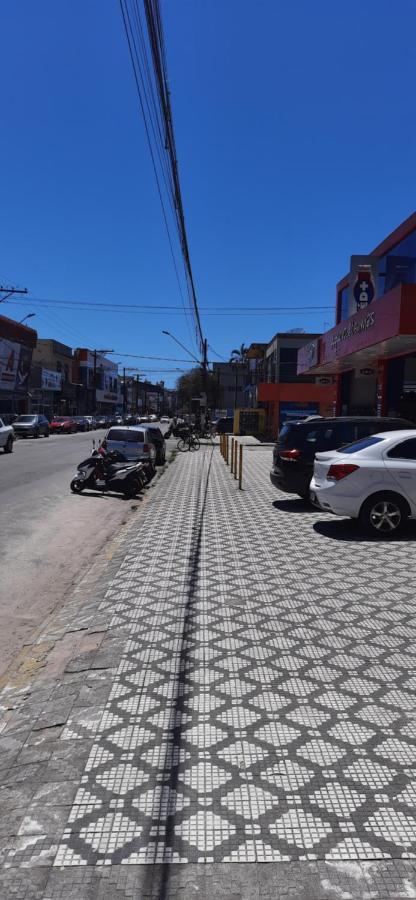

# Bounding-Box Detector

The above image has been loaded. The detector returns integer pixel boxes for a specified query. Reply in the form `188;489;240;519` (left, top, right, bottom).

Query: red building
297;212;416;422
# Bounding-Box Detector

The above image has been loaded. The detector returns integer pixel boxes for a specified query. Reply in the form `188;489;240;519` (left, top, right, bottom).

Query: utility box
234;408;266;436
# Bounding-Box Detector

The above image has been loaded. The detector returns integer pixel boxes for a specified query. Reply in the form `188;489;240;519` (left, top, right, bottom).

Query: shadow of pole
143;445;216;899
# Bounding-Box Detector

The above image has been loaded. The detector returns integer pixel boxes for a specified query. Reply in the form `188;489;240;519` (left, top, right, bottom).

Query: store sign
41;369;62;391
356;367;376;379
95;389;118;404
0;339;32;392
331;310;375;350
348;255;378;317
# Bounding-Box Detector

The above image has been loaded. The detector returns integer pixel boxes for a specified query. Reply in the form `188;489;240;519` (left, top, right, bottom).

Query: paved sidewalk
1;446;416;897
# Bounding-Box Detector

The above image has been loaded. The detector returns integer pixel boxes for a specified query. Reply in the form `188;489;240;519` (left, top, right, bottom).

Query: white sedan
310;429;416;535
0;417;14;454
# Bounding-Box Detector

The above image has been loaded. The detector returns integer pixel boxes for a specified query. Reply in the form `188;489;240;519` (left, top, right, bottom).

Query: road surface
0;426;173;677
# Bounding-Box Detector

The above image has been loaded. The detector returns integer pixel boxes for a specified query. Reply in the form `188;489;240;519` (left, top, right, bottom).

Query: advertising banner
41;369;62;391
0;339;32;393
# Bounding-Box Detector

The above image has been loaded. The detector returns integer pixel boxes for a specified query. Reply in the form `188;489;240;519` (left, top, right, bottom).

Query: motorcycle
70;448;147;498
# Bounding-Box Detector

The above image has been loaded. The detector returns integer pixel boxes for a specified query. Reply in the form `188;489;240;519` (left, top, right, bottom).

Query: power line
143;0;204;356
5;295;333;312
118;0;196;351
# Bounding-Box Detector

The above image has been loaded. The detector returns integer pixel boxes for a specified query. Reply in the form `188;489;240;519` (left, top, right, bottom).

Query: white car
0;417;14;454
310;429;416;535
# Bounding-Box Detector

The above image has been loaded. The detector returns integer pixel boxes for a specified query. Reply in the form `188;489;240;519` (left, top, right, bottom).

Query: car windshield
16;416;36;423
109;429;144;443
336;436;385;454
52;417;68;422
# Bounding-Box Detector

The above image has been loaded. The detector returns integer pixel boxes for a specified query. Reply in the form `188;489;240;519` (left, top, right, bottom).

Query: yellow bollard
220;433;223;457
234;439;238;480
239;443;243;489
230;438;234;473
225;434;229;464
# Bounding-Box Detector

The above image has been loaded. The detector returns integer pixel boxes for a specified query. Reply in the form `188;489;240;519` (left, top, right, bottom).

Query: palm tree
229;344;247;409
230;343;247;364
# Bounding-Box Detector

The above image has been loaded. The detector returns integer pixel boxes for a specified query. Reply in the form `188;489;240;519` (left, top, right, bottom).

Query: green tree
176;368;220;411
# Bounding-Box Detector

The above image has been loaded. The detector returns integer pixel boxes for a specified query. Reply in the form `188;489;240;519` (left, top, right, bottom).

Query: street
0;427;173;679
1;444;416;898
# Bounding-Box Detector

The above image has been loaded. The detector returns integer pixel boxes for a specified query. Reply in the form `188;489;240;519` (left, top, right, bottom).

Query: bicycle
177;433;201;452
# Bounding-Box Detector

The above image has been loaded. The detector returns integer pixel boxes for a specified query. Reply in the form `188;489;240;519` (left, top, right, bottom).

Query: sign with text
348;255;379;317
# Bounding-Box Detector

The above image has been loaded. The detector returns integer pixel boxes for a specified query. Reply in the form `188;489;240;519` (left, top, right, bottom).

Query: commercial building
30;339;80;416
0;314;37;415
73;349;120;414
213;362;246;413
297;212;416;421
256;332;336;436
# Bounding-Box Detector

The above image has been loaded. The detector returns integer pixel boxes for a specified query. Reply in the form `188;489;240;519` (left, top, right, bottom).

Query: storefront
257;381;336;435
297;213;416;421
0;314;37;415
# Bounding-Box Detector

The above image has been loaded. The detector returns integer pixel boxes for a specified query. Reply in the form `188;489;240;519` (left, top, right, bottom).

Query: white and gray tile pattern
10;445;416;869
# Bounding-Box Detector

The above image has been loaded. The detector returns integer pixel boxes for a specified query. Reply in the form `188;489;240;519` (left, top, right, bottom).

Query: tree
176;368;220;411
230;343;247;364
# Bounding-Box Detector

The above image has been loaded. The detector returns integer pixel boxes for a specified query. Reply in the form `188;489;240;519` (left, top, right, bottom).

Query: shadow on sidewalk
143;445;216;899
314;518;416;542
272;498;312;513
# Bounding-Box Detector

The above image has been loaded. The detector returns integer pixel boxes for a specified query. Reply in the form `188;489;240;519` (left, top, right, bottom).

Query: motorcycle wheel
70;478;85;493
123;480;140;499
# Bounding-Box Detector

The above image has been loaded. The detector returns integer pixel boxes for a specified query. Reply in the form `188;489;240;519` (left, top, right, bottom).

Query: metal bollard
234;439;238;479
239;443;243;489
230;437;234;473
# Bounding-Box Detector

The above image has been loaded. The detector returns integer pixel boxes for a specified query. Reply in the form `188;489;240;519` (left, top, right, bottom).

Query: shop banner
41;369;62;391
0;339;32;392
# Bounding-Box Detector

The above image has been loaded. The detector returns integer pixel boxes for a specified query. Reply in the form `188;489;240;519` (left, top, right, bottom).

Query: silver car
103;426;157;466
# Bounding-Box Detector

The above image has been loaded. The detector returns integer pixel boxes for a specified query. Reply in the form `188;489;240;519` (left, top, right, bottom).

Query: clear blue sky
2;0;415;386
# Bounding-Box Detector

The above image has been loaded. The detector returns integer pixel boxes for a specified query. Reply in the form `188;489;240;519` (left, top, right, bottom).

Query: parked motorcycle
70;448;146;498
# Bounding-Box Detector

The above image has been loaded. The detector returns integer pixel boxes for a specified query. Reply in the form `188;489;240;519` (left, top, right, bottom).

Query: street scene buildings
2;2;416;899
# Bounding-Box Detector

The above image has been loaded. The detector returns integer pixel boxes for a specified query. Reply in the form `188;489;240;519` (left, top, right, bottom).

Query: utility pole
123;368;127;415
0;286;28;304
136;373;140;415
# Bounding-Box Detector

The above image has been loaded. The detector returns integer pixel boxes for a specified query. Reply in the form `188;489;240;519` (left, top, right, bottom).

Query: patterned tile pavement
2;443;416;895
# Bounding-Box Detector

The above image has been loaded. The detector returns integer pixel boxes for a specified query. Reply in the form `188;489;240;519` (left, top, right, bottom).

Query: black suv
270;416;416;499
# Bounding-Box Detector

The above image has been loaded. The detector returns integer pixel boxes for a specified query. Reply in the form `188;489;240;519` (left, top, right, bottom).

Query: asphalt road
0;426;173;678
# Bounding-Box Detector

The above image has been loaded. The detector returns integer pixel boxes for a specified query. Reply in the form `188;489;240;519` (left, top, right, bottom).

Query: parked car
84;416;97;429
115;415;124;425
270;416;416;500
13;414;50;439
213;417;234;434
96;415;108;428
310;430;416;536
0;417;14;453
102;426;157;467
72;416;91;432
144;424;166;465
160;416;170;423
50;416;77;434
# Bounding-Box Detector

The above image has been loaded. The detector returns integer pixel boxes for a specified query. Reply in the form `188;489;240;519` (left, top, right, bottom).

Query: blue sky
1;0;415;386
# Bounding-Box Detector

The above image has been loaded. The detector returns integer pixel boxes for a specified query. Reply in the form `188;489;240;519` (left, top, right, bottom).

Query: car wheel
359;492;409;536
4;436;13;453
45;429;50;437
34;428;39;439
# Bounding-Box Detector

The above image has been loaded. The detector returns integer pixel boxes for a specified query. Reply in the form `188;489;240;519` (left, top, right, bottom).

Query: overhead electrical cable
118;0;195;349
119;0;196;351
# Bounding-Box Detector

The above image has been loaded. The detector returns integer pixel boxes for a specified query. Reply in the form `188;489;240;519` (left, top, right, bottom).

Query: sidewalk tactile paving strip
6;446;416;873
